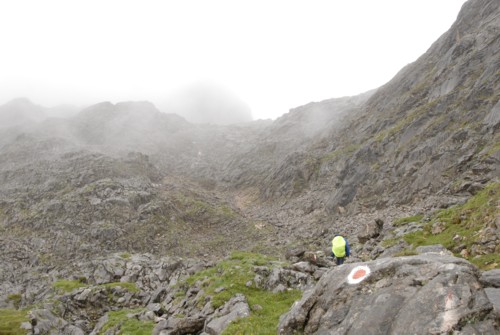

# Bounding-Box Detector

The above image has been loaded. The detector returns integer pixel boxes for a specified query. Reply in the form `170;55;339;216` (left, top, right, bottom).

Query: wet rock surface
278;254;498;335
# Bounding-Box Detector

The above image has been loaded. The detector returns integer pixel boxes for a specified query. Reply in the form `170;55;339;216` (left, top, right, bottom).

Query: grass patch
52;279;87;293
81;183;97;194
469;254;500;271
222;290;302;335
229;251;270;266
99;282;140;293
371;162;381;171
381;237;400;248
119;252;131;259
320;144;360;163
401;182;500;269
180;251;302;334
175;193;238;223
393;214;424;226
0;309;29;335
394;249;418;257
373;92;439;143
484;135;500;156
6;295;22;310
100;308;153;335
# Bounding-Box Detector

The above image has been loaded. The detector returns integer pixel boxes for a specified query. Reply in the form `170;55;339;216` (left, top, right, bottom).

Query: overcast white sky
0;0;467;120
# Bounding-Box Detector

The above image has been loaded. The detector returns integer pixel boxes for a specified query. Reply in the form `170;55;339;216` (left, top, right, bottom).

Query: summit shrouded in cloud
163;82;253;125
0;0;467;120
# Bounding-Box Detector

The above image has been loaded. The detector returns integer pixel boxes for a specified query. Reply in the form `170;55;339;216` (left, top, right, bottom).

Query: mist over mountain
0;0;499;333
162;82;253;125
0;98;46;128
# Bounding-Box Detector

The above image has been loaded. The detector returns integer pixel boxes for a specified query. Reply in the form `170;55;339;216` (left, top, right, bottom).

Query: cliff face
257;0;499;214
346;0;500;207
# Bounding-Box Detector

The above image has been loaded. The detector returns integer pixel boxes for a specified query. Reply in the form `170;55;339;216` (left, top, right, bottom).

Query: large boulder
357;219;384;244
278;254;498;334
152;316;206;335
204;294;251;335
28;309;85;335
481;269;500;288
253;266;315;293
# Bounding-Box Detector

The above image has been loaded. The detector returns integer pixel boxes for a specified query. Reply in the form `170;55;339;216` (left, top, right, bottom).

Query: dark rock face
319;0;500;212
278;254;498;335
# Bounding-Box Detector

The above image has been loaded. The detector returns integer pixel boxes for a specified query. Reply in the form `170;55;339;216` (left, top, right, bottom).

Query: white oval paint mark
347;265;371;284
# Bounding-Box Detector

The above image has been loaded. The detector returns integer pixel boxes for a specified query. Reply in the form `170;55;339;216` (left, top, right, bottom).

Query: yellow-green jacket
331;235;350;257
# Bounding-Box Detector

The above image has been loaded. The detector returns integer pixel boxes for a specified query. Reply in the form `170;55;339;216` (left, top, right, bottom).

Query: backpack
332;236;346;257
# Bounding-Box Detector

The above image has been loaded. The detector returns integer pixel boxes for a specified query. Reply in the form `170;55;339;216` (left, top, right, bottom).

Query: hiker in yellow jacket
331;235;350;265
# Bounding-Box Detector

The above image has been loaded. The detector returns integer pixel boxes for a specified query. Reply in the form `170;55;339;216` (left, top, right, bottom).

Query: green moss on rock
52;280;87;293
100;308;153;335
401;182;500;269
393;214;424;226
180;251;302;334
6;294;22;310
99;282;139;293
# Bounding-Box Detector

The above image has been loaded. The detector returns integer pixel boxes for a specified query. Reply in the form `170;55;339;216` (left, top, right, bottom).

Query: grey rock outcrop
481;269;500;288
204;294;251;335
278;254;498;334
153;316;206;335
481;270;500;320
357;218;384;244
485;288;500;320
28;309;85;335
253;266;315;293
415;244;453;256
253;0;500;224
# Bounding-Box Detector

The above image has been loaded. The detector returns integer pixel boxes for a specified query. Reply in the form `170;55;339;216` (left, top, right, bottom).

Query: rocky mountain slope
261;0;499;211
232;0;500;256
0;0;499;333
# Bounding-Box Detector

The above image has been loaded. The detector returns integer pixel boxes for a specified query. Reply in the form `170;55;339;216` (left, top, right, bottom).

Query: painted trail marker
347;265;371;284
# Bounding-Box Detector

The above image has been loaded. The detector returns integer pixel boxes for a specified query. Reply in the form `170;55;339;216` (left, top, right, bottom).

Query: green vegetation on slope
393;214;424;227
99;282;139;293
485;133;500;156
6;295;22;310
320;144;361;163
52;279;87;293
52;279;139;297
174;193;238;224
395;182;500;270
0;309;28;335
179;251;302;334
119;252;131;259
100;308;153;335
